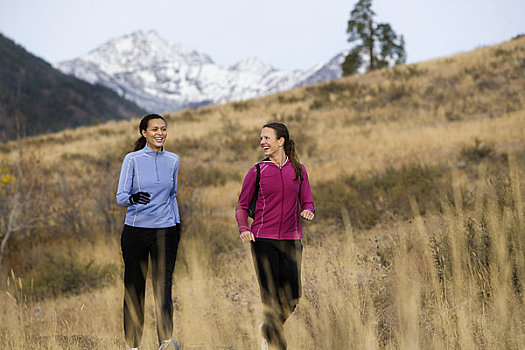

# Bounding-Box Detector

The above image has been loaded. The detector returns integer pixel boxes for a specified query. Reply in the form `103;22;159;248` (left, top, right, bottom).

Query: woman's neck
147;143;163;152
270;151;286;167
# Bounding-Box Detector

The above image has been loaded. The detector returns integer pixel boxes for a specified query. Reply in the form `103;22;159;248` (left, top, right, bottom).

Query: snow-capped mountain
56;30;343;112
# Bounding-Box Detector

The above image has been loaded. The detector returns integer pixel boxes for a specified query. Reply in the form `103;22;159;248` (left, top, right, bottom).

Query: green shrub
314;163;446;228
386;83;410;102
277;95;302;104
232;101;250;112
383;64;427;80
182;165;242;187
309;99;324;110
177;110;199;122
460;138;495;162
170;136;213;155
23;252;117;299
305;81;357;96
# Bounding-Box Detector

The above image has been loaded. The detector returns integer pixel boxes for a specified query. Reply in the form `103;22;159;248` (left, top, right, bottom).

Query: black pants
121;224;180;347
251;238;303;350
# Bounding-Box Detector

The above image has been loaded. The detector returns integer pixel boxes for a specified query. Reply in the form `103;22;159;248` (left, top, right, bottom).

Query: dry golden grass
2;177;524;349
1;36;525;349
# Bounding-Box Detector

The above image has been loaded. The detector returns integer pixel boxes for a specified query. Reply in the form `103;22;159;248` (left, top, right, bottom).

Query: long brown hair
263;122;303;181
133;114;166;151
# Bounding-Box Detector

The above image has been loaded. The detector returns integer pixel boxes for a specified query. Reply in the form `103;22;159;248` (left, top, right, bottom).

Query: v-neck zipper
155;151;160;182
278;165;284;239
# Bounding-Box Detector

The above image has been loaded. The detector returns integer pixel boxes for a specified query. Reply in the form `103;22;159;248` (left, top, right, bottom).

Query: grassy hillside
0;36;524;349
0;33;145;141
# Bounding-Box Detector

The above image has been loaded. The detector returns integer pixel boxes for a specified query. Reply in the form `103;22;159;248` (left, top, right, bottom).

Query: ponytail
284;138;303;182
133;114;166;152
263;122;303;181
133;136;147;151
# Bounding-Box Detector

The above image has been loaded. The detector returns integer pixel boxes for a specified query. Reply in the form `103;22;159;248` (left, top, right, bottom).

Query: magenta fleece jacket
235;158;315;240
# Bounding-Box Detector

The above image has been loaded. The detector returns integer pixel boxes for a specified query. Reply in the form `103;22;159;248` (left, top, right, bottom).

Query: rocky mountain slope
56;30;344;112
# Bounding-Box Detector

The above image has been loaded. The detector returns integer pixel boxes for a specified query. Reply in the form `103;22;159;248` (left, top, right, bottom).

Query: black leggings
251;238;303;350
121;224;180;347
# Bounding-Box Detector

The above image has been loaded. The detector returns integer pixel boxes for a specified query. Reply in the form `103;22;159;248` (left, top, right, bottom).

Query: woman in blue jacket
116;114;181;350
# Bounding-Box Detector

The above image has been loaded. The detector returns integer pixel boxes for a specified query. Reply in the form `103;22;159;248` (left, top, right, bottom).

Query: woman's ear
279;137;285;147
141;129;147;138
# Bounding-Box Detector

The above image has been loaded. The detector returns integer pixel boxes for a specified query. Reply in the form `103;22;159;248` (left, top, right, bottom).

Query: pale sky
0;0;523;71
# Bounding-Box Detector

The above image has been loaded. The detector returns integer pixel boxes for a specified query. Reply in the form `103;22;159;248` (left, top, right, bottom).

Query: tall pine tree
343;0;406;76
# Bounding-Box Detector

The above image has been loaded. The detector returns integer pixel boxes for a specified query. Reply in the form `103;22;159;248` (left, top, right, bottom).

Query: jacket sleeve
170;154;180;223
116;154;134;207
300;165;315;213
235;166;257;234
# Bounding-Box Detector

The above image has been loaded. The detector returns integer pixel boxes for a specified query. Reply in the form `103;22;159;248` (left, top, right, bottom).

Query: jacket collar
143;144;165;156
261;156;289;168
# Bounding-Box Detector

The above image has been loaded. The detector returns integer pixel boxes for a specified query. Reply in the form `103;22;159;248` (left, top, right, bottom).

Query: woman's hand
240;231;255;242
300;210;315;221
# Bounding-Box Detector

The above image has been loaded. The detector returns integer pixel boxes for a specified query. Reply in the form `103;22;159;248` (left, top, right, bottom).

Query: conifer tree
343;0;406;75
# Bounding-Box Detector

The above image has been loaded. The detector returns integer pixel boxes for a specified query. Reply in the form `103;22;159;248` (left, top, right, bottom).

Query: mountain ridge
0;33;145;140
56;30;344;112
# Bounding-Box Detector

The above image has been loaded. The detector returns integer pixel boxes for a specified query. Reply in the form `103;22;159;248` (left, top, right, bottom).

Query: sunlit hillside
1;36;524;349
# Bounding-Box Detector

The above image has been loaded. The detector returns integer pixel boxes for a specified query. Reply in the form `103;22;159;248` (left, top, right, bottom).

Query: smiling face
141;118;167;151
260;127;285;161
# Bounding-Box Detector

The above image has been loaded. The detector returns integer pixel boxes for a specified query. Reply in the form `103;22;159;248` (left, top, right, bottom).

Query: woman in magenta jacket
236;122;315;350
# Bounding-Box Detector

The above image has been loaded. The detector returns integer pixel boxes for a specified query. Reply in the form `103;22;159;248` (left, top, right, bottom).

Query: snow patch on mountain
56;30;343;112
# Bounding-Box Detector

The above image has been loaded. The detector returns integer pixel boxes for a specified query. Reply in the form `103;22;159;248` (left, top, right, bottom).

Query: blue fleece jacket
116;145;180;228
